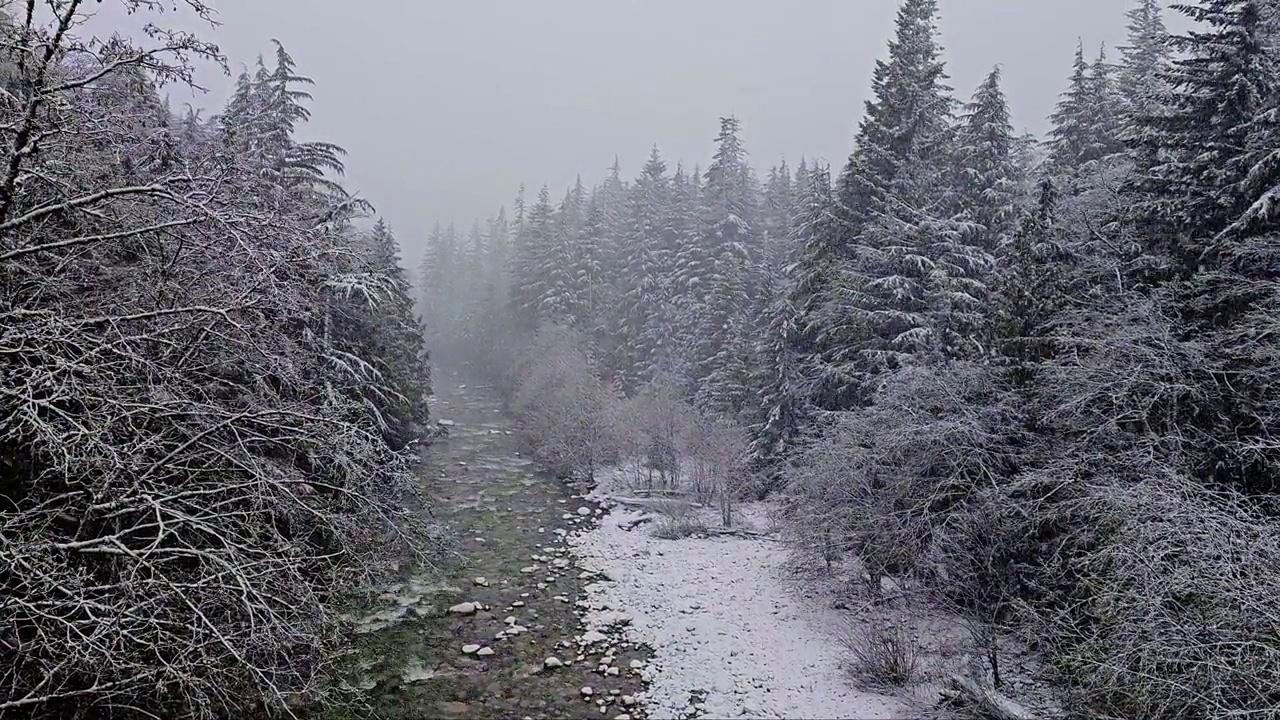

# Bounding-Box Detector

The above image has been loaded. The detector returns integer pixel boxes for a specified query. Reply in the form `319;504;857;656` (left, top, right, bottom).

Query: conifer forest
3;1;1280;719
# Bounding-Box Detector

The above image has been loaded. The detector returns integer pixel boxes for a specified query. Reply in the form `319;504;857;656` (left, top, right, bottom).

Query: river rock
461;643;481;654
476;646;495;657
577;506;592;516
543;656;564;669
448;602;478;615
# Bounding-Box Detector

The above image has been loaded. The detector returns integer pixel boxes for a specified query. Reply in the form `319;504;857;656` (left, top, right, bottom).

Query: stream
348;370;650;720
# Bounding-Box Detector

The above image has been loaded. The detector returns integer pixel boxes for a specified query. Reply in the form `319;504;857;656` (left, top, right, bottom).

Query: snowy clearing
568;503;912;720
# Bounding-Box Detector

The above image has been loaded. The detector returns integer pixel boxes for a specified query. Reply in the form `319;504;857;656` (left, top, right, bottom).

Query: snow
568;504;911;720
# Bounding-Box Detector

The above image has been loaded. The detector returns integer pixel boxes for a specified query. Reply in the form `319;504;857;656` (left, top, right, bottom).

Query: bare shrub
0;7;443;718
610;374;700;493
651;515;710;540
506;324;621;482
841;621;923;688
784;362;1011;591
932;489;1034;689
1036;475;1280;720
687;421;751;527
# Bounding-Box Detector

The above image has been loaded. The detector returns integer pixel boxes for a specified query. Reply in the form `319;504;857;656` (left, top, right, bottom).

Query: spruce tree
808;0;956;406
609;147;670;390
692;117;758;414
1117;0;1172;124
940;66;1018;355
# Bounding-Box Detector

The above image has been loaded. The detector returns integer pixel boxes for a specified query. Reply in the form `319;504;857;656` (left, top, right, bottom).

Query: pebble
543;656;564;668
448;602;477;615
581;686;594;697
461;644;481;654
477;646;495;657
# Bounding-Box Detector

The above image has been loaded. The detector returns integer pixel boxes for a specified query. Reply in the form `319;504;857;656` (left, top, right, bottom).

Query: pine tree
993;178;1066;382
357;219;431;445
940;65;1018;355
761;160;796;278
536;183;584;325
807;0;956;407
608;147;670;391
1047;41;1097;174
746;210;811;481
691;117;758;415
592;159;630;348
655;162;702;380
1087;45;1126;162
1117;0;1172;124
419;221;455;349
511;186;557;331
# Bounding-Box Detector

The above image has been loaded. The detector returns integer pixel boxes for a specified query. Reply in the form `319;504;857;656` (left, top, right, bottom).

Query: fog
91;0;1155;258
11;2;1280;718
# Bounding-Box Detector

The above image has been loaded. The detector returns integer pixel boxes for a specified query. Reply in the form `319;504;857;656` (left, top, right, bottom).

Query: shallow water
341;371;649;720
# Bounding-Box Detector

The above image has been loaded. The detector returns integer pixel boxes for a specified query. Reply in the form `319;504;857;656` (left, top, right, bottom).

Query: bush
0;12;443;718
505;325;622;482
784;362;1012;587
1038;476;1280;719
840;621;923;688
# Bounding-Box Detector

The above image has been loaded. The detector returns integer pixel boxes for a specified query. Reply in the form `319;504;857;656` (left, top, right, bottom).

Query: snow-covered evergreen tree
601;149;669;389
691;117;759;416
1047;40;1125;176
939;65;1018;354
812;0;957;405
1117;0;1172;124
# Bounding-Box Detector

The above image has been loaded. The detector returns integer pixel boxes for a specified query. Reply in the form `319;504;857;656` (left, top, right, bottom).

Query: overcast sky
92;0;1172;257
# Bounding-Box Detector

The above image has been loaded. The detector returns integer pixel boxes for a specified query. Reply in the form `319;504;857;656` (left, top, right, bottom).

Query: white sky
85;0;1180;258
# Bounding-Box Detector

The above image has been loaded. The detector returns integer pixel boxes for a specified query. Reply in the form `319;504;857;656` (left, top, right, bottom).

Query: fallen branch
607;495;705;510
619;515;655;531
701;527;768;539
939;675;1036;720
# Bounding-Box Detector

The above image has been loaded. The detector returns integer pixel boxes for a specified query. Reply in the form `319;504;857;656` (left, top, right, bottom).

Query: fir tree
1117;0;1172;124
810;0;956;406
609;147;670;391
939;65;1018;355
1047;40;1097;174
691;117;758;413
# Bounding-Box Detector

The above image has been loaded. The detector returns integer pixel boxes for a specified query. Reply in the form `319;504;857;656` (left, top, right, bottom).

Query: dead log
702;527;767;539
619;515;655;531
939;675;1036;720
606;495;705;510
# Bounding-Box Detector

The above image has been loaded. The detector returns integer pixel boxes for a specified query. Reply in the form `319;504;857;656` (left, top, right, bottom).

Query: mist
7;2;1279;720
91;0;1156;257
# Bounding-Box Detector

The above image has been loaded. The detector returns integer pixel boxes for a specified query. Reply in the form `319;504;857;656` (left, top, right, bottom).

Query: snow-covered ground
568;502;913;720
